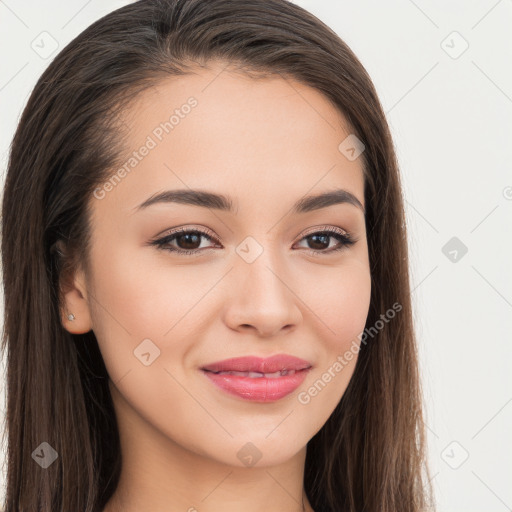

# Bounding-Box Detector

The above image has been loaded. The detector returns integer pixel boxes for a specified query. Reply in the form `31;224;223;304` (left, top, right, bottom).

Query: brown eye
151;227;219;256
150;225;357;257
294;227;356;255
173;232;203;250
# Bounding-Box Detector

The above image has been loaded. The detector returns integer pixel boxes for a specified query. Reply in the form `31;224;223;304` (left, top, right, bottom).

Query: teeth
214;369;297;378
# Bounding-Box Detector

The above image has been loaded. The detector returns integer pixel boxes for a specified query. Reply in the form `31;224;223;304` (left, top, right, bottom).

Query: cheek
305;260;372;349
88;244;197;336
296;261;371;409
86;249;204;435
85;247;174;376
86;244;222;384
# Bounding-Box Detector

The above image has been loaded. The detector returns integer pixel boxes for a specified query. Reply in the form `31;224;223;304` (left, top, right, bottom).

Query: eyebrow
134;188;365;215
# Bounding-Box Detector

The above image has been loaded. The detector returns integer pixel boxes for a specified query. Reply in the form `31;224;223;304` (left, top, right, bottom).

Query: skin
61;60;371;512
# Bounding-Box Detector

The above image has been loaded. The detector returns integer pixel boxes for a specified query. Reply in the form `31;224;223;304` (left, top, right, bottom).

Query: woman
0;0;434;511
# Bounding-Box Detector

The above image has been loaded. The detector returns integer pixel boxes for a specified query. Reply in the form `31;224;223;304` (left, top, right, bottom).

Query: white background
1;1;511;510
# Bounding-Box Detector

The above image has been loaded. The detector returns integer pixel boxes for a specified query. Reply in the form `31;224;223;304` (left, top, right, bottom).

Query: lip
200;354;312;402
201;354;312;373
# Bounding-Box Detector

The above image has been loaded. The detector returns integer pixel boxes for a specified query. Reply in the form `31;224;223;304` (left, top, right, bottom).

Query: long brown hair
0;0;434;510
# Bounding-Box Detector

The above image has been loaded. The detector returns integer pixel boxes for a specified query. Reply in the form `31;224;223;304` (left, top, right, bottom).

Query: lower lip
202;369;311;402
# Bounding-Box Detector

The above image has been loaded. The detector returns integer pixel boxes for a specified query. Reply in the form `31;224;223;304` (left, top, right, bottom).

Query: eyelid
156;224;351;242
298;224;349;238
157;224;218;241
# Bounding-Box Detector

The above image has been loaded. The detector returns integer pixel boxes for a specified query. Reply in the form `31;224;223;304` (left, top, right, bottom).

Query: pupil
309;234;328;250
179;233;200;249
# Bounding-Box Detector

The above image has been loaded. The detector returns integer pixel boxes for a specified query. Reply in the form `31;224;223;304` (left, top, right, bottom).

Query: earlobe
60;283;93;334
59;263;93;335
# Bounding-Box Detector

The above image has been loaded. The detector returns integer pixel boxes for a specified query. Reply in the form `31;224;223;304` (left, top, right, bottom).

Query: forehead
95;61;365;217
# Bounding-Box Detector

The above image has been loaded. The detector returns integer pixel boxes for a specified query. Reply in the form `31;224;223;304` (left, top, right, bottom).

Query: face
66;61;371;469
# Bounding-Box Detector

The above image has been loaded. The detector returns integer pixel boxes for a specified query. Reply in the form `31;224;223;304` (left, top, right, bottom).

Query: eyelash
150;225;357;257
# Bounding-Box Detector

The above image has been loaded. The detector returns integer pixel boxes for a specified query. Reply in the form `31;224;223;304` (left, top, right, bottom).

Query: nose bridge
224;232;302;335
235;228;290;288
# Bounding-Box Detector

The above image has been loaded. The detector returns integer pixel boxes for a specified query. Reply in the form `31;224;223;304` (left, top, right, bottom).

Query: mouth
200;354;312;402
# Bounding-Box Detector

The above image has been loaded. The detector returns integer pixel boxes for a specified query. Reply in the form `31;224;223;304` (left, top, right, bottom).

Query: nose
222;249;303;338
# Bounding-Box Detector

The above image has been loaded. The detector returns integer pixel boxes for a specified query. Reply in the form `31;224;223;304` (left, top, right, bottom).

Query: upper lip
201;354;312;373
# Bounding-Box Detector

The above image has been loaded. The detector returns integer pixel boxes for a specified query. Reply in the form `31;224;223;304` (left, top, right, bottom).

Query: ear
55;240;93;334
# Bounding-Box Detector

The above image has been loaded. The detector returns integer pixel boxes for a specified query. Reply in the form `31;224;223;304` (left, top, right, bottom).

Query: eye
149;225;357;257
150;226;220;256
293;225;357;256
